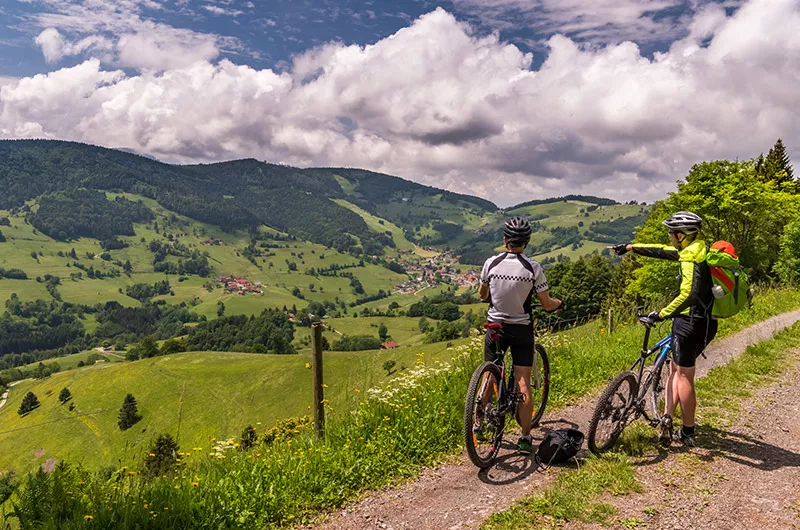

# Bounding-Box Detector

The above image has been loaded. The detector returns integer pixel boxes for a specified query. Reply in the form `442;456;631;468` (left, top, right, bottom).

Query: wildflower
355;389;360;393
193;447;203;451
305;362;311;369
149;453;156;457
79;481;85;485
322;384;328;388
217;455;226;459
84;515;94;520
164;507;169;510
128;471;136;476
192;482;199;487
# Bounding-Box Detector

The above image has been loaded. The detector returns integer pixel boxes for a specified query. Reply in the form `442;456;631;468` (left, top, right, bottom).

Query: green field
0;194;407;315
0;339;466;474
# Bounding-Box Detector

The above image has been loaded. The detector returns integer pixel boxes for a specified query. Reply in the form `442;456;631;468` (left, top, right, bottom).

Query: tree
378;322;390;341
136;336;159;359
118;393;142;430
382;359;396;375
159;338;186;356
418;317;430;333
217;301;225;317
58;387;72;404
756;138;794;187
18;392;40;415
775;216;800;284
0;230;5;243
144;434;180;477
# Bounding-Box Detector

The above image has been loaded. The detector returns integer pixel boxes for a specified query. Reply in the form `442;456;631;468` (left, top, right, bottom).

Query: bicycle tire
464;361;505;469
649;353;671;423
587;371;638;454
523;344;550;428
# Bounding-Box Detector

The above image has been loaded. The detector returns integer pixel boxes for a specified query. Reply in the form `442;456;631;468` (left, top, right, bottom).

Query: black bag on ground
536;428;584;469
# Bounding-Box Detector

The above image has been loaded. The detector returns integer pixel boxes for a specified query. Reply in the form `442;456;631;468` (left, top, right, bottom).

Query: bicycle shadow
476;419;583;486
694;425;800;471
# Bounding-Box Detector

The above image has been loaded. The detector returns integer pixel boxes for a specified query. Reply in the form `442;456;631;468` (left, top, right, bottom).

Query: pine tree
118;393;142;430
17;392;40;415
378;322;390;341
757;138;794;186
144;434;180;477
58;387;72;404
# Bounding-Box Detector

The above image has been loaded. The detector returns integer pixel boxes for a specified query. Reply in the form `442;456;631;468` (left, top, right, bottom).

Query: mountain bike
464;322;550;468
587;310;674;454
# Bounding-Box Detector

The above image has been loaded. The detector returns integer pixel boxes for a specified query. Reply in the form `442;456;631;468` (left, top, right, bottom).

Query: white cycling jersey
480;252;549;325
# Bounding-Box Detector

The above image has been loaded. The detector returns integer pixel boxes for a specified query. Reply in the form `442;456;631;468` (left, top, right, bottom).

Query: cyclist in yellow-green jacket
610;211;716;447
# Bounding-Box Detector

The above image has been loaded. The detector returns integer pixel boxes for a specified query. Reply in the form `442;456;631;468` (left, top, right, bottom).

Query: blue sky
1;0;734;77
0;0;797;206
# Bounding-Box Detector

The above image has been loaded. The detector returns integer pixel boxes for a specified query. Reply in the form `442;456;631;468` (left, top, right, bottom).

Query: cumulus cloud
2;0;799;206
34;27;112;63
22;0;237;71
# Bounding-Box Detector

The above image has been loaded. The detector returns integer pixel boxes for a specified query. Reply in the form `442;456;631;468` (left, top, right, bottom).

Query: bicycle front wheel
464;361;504;469
516;344;550;429
649;354;671;423
588;371;638;454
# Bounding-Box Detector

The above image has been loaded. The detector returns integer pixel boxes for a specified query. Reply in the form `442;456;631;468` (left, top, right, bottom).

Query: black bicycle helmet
662;211;702;234
503;216;532;241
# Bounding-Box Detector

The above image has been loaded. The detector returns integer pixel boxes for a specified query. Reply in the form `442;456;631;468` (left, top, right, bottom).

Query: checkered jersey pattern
481;252;549;325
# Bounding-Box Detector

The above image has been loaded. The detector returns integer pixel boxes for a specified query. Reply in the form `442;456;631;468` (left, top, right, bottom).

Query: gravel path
313;309;800;530
584;347;800;530
0;380;23;411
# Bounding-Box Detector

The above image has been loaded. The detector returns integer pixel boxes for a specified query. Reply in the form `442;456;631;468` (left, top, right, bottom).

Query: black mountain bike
587;310;674;454
464;322;550;468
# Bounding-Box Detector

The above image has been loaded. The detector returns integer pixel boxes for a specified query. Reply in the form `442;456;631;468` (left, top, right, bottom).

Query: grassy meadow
0;338;465;475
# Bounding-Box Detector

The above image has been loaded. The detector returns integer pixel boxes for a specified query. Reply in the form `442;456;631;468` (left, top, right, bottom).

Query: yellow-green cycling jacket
631;239;714;319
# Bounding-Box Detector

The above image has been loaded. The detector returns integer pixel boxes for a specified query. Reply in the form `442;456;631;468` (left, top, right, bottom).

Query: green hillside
457;199;650;264
0;339;467;474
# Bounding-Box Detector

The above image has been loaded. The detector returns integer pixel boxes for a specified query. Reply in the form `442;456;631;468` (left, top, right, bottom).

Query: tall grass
4;287;799;529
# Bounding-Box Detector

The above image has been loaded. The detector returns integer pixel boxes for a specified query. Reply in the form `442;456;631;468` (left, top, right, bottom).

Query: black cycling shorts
671;316;718;368
484;322;534;367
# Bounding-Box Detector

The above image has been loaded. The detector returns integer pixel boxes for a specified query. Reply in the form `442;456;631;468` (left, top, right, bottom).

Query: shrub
143;434;181;478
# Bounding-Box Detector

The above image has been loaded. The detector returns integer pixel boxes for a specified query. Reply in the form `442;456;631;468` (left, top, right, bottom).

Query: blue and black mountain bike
587;309;674;454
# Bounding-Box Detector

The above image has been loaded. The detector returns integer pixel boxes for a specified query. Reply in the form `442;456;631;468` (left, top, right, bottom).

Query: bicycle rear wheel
515;344;550;429
649;353;671;423
588;371;638;454
464;361;505;469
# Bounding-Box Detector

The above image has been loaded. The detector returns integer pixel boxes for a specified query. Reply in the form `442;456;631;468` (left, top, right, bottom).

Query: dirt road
315;309;800;530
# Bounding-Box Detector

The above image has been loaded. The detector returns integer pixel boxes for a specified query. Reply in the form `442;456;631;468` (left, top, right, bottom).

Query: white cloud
34;27;112;63
203;5;244;17
453;0;744;46
1;0;799;206
21;0;238;71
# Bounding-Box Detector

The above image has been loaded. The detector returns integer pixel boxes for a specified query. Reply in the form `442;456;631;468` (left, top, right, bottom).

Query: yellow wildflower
83;515;93;520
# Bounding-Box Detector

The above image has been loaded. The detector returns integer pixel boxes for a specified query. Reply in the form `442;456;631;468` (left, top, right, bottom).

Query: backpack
535;428;584;469
705;241;751;318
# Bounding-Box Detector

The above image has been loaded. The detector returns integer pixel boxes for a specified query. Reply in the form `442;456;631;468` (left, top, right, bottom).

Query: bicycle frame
628;324;673;423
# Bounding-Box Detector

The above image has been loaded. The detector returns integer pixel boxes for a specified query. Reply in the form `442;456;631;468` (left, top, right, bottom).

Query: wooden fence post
607;308;614;335
311;322;325;439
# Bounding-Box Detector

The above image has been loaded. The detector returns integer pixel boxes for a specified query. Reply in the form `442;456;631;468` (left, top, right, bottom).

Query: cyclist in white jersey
478;216;564;453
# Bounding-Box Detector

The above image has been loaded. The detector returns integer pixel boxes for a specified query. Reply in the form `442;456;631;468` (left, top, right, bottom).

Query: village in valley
391;249;480;294
217;275;264;295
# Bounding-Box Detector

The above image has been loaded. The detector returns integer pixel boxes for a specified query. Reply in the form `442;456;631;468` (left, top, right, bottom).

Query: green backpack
705;241;751;318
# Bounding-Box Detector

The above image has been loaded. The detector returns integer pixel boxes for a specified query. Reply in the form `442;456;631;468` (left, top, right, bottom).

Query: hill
0;140;497;254
0;339;466;474
457;199;650;264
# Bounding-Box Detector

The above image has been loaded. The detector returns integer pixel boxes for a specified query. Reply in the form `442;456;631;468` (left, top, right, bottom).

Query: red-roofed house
381;341;399;350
